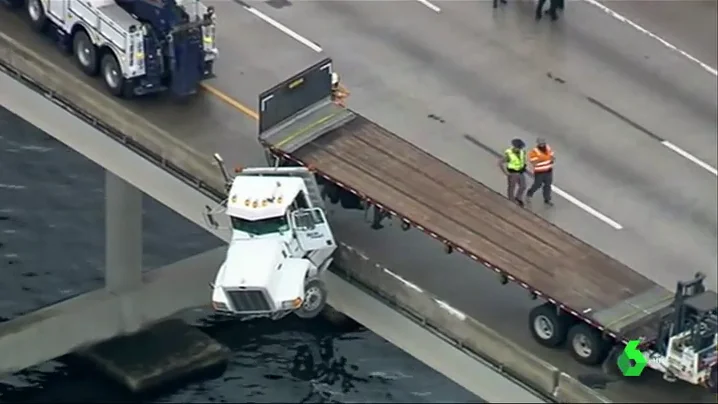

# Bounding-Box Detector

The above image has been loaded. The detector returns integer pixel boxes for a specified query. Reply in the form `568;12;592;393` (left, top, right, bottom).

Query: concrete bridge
0;52;550;403
1;0;716;402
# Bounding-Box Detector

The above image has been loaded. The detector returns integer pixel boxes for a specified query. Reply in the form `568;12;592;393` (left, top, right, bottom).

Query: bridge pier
105;171;142;292
0;171;228;389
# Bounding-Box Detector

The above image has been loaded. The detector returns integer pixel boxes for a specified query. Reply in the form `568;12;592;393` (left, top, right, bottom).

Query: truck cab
207;164;336;320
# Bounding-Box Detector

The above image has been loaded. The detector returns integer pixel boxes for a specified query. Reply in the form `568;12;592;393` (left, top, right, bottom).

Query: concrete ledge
79;319;229;393
0;247;225;376
0;31;222;193
333;242;611;402
554;372;612;403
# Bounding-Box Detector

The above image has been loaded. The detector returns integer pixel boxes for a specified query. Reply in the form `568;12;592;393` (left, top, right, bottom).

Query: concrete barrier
0;31;223;195
554;372;612;403
334;243;612;402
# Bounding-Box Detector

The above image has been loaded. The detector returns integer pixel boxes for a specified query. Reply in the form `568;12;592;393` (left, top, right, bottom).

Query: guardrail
1;28;611;403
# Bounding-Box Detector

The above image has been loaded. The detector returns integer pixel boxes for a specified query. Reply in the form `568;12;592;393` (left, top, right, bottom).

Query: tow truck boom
2;0;218;97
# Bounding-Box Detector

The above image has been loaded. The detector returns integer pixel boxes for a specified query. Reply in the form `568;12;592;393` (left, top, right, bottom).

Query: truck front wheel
529;303;570;347
295;278;327;319
101;53;124;97
567;323;610;365
73;31;99;76
27;0;47;31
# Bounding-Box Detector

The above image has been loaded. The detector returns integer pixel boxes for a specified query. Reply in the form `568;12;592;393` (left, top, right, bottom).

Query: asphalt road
597;0;717;69
1;0;716;402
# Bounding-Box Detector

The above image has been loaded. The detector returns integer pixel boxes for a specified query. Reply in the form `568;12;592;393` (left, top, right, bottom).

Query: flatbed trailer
254;58;717;387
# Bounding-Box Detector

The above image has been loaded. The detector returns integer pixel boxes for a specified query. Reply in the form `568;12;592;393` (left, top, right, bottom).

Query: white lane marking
416;0;441;13
552;186;624;230
243;5;323;53
661;141;718;176
582;0;717;77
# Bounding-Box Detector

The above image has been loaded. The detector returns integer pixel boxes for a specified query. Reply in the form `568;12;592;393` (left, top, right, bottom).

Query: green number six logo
617;340;648;377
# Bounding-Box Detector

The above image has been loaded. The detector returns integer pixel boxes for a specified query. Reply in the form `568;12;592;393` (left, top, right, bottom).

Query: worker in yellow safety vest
499;138;527;206
526;138;555;206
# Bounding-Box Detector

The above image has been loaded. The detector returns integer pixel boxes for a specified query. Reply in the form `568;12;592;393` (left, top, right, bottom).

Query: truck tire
567;323;609;366
26;0;47;31
295;278;327;319
100;53;124;97
708;365;717;393
73;31;99;76
602;345;623;377
529;303;569;347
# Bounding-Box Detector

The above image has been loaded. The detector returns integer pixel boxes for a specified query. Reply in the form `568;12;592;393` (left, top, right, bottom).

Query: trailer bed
257;60;669;341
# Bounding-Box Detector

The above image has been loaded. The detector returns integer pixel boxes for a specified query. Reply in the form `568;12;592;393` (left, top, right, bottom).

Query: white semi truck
205;155;336;320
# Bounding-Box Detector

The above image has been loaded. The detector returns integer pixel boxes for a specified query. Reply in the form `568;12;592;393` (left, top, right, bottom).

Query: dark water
0;106;480;403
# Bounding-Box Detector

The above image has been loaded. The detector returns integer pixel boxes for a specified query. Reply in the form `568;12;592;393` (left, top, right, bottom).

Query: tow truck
206;57;717;391
2;0;217;97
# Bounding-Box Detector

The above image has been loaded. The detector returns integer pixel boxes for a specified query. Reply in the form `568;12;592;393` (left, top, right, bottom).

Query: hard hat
536;137;547;146
511;138;525;149
331;72;340;86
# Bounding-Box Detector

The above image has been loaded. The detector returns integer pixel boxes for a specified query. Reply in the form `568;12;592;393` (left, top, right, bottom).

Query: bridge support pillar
105;171;142;292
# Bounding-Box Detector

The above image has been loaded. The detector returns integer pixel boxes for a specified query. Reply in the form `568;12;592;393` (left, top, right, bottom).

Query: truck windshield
230;216;289;236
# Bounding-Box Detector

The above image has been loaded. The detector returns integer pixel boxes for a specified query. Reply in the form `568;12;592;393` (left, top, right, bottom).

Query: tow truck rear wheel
529;303;570;347
73;31;99;76
100;53;125;97
26;0;47;31
567;323;610;366
295;278;327;319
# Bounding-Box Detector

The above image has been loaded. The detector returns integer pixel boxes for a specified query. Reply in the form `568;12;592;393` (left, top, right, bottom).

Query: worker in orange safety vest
526;138;555;206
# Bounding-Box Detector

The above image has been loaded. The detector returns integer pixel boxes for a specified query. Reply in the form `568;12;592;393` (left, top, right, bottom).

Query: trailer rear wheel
295;278;327;319
73;31;99;76
101;53;124;97
26;0;47;31
567;323;609;365
529;303;569;347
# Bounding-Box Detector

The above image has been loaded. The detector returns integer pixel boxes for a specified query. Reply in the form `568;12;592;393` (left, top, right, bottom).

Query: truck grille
226;289;272;312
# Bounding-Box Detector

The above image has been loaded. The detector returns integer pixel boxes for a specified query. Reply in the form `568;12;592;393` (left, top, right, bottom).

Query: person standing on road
492;0;507;9
526;138;555;206
535;0;561;21
499;139;527;207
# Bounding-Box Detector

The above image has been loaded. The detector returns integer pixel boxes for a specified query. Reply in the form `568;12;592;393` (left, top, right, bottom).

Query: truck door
290;208;335;252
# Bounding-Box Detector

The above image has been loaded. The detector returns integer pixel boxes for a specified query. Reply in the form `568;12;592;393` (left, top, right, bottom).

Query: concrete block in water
79;319;229;393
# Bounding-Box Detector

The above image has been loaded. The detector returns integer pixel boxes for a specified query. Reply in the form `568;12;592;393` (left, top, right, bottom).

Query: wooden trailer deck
290;115;662;316
257;57;670;339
